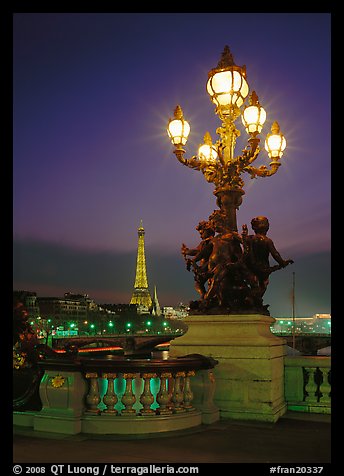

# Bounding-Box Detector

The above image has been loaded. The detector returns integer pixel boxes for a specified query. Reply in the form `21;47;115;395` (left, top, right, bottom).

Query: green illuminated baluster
183;370;195;411
85;372;101;414
157;372;172;415
121;373;137;414
319;368;331;404
103;373;118;414
172;371;186;412
140;372;156;415
304;367;318;403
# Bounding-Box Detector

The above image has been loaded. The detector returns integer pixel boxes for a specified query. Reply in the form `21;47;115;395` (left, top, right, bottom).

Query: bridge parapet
14;353;220;435
284;355;331;414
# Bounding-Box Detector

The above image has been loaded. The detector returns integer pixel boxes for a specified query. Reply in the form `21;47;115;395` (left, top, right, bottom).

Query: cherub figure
242;216;294;301
181;220;215;299
203;210;244;307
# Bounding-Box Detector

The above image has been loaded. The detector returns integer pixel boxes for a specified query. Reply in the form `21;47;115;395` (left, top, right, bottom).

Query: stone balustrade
284;356;331;414
13;354;219;435
14;342;331;437
83;366;198;417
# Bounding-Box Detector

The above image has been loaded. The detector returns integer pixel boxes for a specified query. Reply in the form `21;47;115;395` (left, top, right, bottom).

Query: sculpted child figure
242;216;294;301
181;220;215;299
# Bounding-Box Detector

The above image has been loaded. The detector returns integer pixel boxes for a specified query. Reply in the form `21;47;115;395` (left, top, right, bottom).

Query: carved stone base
169;314;287;423
34;369;87;434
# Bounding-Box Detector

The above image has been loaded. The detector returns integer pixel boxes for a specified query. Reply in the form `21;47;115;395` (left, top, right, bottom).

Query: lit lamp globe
198;132;218;163
167;105;190;146
265;121;287;159
242;91;267;136
206;45;249;118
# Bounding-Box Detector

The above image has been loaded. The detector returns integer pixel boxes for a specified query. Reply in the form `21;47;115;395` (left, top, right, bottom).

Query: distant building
13;290;40;318
313;313;331;320
271;313;331;335
38;297;88;326
64;292;99;311
162;305;189;319
99;303;137;315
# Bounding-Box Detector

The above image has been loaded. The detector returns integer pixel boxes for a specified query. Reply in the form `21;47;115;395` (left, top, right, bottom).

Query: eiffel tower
130;220;153;310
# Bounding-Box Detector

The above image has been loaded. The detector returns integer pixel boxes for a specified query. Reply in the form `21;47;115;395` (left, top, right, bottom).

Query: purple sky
13;13;331;316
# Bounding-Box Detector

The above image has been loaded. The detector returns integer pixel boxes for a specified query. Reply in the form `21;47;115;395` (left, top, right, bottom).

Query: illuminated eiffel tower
130;220;153;310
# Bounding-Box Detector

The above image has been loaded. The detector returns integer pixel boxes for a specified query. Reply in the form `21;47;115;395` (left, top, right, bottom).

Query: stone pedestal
191;369;220;424
169;314;287;423
34;369;87;434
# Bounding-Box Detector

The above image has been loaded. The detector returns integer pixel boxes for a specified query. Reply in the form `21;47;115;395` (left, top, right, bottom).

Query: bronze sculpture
183;213;293;315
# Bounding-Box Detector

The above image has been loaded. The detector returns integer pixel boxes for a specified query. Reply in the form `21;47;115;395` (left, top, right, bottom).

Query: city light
271;315;331;335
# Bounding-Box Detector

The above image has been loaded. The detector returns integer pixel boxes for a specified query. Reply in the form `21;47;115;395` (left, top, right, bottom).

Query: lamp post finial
217;45;235;68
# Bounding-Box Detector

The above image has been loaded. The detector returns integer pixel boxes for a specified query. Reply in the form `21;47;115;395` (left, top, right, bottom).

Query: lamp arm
173;148;222;185
230;138;260;171
173;149;201;171
244;161;281;179
247;147;260;164
244;137;260;164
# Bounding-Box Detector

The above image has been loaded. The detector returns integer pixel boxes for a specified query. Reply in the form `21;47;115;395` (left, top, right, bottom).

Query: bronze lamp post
167;46;292;315
167;46;286;233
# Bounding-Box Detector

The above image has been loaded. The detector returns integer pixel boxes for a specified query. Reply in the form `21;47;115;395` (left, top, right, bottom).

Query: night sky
13;13;331;317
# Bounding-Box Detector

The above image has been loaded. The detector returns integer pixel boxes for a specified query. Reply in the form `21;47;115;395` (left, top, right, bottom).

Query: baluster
319;368;331;404
183;370;195;411
121;373;137;414
85;372;101;414
304;367;318;403
140;372;156;415
172;371;186;413
103;373;118;414
157;372;172;415
167;374;174;411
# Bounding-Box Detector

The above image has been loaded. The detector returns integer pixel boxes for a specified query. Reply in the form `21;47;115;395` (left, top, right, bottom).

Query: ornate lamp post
167;46;293;315
167;46;286;233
